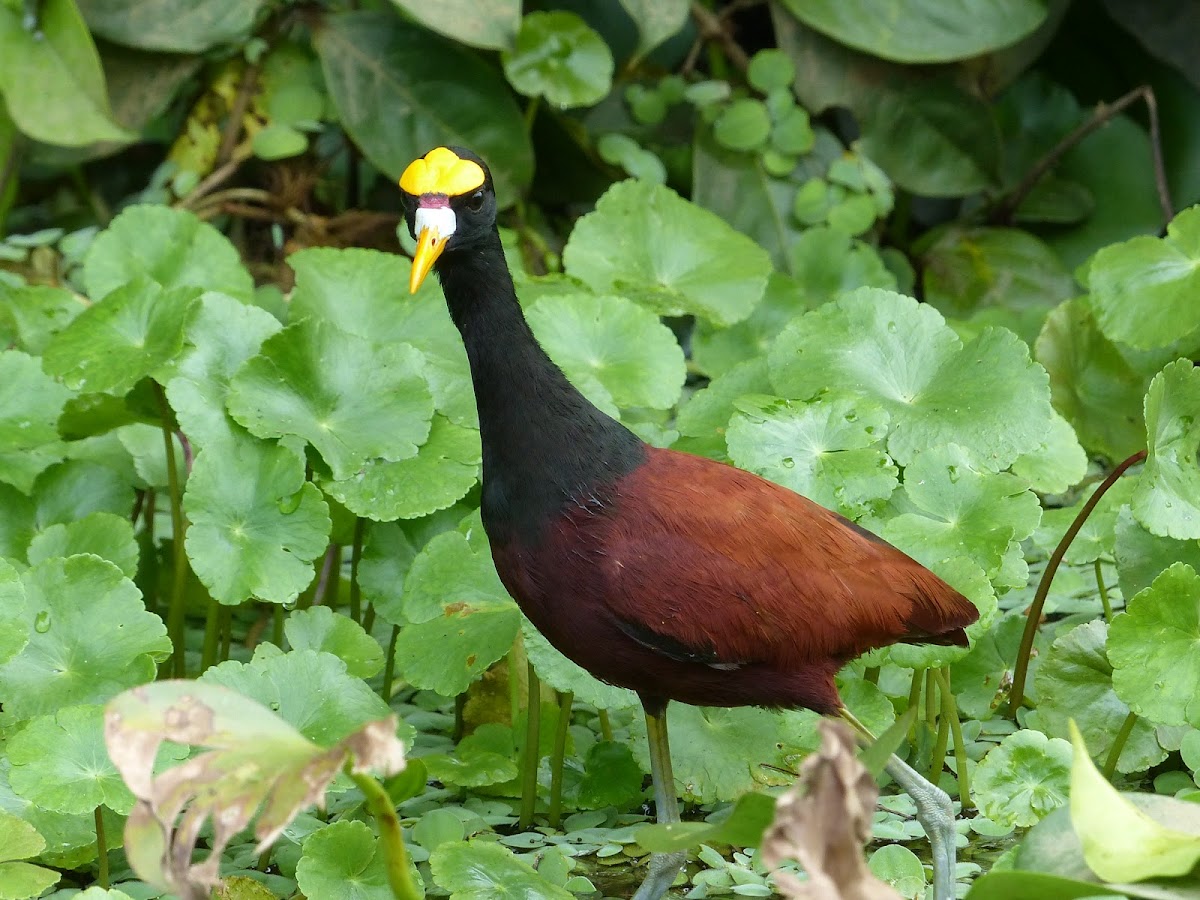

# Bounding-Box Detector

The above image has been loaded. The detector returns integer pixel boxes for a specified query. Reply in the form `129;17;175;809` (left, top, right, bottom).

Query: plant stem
363;603;376;634
934;668;972;809
523;96;540;134
154;383;189;678
549;691;573;829
519;660;541;829
200;598;220;674
347;769;421;900
219;605;232;662
907;668;924;743
382;625;400;701
454;693;467;743
924;668;937;732
990;86;1172;226
863;666;880;685
273;604;284;648
1095;559;1114;622
1008;450;1146;716
94;806;109;888
598;709;613;742
929;690;950;785
1103;711;1139;780
350;517;365;624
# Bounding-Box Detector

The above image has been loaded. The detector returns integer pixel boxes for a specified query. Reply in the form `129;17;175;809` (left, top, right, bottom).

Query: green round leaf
8;704;134;815
166;291;284;449
502;12;614;109
388;519;520;696
314;11;532;207
288;247;475;426
920;227;1073;334
430;840;572;899
227;319;433;482
1133;360;1200;540
297;819;415;900
786;227;896;300
0;555;170;721
1114;506;1200;602
974;729;1072;828
0;809;46;863
713;99;771;152
201;649;397;746
321;415;480;522
748;49;795;92
1109;563;1200;728
631;706;803;803
42;277;200;395
676;357;771;459
183;432;332;606
1009;411;1088;496
1034;621;1165;774
0;350;71;457
285;606;384;679
825;194;877;236
83;205;253;301
691;272;813;380
770;105;814;155
1034;297;1148;462
777;0;1047;63
27;511;138;577
880;444;1040;580
526;293;686;412
564;179;772;326
770;288;1055;470
33;459;135;530
1088;207;1200;350
423;724;518;789
252;123;308;160
868;844;926;898
0;561;28;667
726;394;896;519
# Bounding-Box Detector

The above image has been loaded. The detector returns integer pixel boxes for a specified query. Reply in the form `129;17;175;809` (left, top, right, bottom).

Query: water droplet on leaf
781;457;795;468
34;610;51;633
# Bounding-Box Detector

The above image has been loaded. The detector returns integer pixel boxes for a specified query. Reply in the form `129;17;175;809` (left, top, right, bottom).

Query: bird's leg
883;753;957;900
632;700;686;900
840;710;957;900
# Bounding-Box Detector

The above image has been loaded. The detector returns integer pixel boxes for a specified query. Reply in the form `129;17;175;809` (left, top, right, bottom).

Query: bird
399;146;979;900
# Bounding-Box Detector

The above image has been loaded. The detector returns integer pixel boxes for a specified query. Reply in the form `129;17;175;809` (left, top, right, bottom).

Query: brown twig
1007;449;1147;717
217;64;261;166
689;1;750;73
174;145;255;211
990;85;1173;226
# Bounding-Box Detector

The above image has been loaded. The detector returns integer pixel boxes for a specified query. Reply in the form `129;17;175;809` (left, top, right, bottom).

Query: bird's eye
466;190;485;212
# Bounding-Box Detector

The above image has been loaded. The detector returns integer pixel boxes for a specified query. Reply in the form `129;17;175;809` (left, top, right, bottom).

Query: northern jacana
399;146;977;900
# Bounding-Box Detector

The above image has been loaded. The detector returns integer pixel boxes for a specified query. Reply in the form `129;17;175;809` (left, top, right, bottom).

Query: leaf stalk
1008;450;1146;717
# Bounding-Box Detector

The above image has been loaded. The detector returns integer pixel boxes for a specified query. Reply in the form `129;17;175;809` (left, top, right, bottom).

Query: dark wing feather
597;447;977;670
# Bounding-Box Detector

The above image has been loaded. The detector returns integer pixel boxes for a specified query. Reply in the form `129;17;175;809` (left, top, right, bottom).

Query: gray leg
884;753;957;900
632;702;685;900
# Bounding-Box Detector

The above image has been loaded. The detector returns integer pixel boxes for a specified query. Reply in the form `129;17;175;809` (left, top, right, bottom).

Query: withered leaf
104;680;406;900
760;719;902;900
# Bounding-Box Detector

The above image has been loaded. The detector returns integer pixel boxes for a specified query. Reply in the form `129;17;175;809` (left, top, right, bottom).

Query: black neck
435;230;645;541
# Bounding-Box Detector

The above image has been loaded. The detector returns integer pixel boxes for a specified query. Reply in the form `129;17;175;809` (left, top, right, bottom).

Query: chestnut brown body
489;446;973;714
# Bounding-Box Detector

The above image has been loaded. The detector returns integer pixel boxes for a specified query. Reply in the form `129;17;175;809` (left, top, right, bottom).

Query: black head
399;146;499;292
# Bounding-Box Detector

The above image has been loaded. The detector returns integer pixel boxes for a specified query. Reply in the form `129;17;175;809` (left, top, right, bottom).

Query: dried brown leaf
104;680;406;900
761;719;902;900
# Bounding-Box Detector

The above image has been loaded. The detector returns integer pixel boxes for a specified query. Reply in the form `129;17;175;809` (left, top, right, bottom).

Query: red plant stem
1008;450;1146;717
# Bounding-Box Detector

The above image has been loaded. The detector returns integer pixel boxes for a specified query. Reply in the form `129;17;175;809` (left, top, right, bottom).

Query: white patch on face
414;206;457;240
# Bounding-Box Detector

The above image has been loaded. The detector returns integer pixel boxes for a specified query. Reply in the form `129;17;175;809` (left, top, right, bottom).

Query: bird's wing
596;447;976;671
